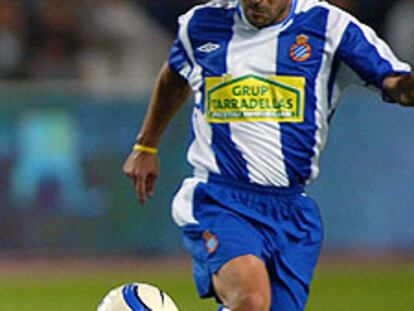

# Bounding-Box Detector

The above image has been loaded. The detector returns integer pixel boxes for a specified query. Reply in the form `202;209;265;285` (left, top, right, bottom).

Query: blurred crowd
0;0;180;90
0;0;413;88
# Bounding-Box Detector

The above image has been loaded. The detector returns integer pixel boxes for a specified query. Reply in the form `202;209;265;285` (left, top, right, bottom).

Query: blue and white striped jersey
168;0;411;187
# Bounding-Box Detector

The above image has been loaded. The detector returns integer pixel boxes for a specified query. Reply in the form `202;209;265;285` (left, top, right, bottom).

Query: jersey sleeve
168;15;194;82
336;18;412;89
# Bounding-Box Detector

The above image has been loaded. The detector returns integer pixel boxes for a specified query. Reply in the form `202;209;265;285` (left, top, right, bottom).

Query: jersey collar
236;0;298;30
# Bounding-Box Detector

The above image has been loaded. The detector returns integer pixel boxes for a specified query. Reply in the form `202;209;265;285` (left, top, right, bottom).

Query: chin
247;15;267;27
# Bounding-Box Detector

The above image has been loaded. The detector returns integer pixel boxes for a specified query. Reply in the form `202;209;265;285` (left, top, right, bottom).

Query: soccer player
123;0;414;310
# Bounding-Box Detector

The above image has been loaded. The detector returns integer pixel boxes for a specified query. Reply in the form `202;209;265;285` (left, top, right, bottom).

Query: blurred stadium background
0;0;413;310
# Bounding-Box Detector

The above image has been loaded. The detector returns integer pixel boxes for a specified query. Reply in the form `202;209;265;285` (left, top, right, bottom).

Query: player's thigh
213;254;271;308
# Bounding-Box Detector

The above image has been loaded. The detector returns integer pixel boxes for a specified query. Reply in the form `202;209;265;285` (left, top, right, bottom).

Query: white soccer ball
97;283;179;311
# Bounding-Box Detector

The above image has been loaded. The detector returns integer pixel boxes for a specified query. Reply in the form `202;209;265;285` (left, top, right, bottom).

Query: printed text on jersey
205;75;305;123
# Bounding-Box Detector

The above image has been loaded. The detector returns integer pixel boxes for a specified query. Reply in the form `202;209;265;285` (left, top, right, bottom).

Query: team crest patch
290;34;312;62
203;231;219;253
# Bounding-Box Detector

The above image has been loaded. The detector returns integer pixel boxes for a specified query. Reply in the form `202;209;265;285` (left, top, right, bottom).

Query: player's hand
123;151;159;204
383;73;414;106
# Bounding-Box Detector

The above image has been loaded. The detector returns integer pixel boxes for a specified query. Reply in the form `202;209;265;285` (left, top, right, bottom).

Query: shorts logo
290;34;312;62
203;231;219;253
205;74;305;123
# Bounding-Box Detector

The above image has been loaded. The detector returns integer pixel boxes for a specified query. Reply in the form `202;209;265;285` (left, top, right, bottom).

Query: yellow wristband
133;144;158;155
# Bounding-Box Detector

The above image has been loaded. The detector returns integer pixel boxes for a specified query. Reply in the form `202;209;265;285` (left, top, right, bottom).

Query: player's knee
230;289;271;311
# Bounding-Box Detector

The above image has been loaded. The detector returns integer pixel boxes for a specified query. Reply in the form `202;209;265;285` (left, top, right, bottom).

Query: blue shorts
171;175;323;311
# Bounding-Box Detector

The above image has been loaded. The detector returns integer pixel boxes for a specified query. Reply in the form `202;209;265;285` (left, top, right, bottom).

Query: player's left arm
383;73;414;107
334;10;413;103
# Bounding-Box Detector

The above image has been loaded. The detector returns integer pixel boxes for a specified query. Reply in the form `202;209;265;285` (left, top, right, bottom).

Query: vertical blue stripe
189;7;250;180
277;8;329;185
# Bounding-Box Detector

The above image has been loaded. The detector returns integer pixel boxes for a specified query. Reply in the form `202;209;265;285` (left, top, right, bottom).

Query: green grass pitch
0;258;412;310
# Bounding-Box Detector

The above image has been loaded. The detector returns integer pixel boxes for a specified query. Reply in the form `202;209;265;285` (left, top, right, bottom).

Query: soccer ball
97;283;179;311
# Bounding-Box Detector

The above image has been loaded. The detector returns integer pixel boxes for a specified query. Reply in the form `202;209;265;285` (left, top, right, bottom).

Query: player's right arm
123;63;191;204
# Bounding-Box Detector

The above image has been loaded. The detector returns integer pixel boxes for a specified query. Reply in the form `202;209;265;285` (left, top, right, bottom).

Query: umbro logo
197;42;220;53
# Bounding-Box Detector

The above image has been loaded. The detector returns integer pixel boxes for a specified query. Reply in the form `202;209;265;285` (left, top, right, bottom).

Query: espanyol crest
289;34;312;62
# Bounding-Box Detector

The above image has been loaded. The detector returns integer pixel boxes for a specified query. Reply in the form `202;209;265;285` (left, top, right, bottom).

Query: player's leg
172;178;275;309
267;194;323;310
213;254;271;311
